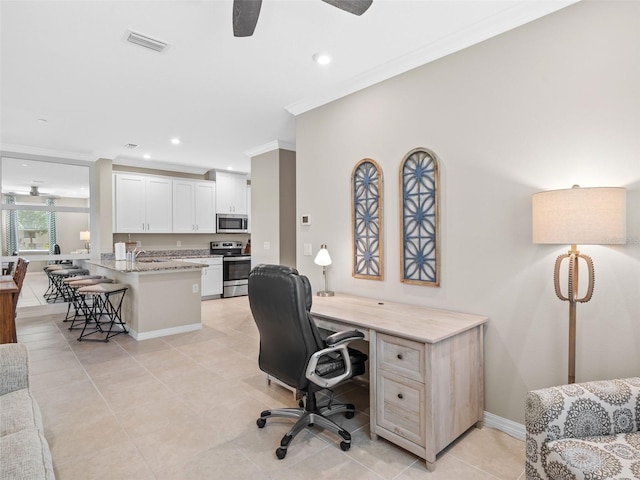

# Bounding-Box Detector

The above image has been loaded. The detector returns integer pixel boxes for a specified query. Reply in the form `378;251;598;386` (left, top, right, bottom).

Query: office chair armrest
325;329;364;347
306;330;364;389
306;344;351;389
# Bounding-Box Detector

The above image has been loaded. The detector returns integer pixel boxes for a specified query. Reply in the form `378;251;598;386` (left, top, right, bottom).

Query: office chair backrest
248;264;325;390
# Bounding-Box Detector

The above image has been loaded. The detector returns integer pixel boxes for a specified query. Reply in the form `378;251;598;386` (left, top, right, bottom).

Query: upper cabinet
215;171;248;214
114;173;216;234
173;180;216;233
114;174;172;233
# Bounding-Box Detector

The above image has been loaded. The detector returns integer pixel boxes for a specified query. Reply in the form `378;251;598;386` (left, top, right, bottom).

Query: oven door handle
223;256;251;262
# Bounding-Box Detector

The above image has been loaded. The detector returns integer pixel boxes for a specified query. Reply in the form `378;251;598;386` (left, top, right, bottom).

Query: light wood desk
311;294;488;471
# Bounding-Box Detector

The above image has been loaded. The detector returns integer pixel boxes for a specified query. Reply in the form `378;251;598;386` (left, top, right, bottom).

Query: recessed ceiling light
143;154;151;160
171;138;181;145
312;52;332;65
227;166;233;170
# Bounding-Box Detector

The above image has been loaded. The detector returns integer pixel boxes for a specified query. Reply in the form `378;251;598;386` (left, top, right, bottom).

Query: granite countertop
91;258;205;273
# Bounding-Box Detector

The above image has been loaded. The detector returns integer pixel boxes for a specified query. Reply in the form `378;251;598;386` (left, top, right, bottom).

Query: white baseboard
128;323;202;341
483;411;525;440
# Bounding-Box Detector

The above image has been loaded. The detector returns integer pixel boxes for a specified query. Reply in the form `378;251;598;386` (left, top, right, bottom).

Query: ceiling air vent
125;30;169;53
124;143;139;149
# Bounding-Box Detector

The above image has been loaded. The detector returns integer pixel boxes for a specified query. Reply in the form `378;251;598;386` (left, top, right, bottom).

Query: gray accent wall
295;1;640;424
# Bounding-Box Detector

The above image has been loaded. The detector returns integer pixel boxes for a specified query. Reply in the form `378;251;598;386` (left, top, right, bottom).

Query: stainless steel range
210;241;250;298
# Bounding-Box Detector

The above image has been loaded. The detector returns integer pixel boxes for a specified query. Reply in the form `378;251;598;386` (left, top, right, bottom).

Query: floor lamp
532;185;626;384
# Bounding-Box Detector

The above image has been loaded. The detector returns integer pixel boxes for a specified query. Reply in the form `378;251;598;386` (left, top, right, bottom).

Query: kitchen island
90;259;204;340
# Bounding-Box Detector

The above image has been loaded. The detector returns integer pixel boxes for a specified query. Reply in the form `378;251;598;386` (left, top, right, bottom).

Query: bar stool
76;283;129;342
47;268;89;303
61;276;108;323
43;264;68;300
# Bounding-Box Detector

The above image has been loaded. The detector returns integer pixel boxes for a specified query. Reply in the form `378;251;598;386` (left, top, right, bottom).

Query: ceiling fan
233;0;373;37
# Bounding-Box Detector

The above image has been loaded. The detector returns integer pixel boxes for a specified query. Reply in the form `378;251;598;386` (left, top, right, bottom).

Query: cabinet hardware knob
397;393;403;399
397;354;403;360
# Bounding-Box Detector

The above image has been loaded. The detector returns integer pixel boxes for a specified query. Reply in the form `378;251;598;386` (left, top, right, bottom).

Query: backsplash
101;248;213;261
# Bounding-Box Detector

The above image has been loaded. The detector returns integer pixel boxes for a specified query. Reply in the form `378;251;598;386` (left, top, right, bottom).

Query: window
17;210;49;251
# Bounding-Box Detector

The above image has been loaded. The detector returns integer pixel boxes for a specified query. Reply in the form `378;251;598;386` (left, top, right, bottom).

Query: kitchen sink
136;258;170;263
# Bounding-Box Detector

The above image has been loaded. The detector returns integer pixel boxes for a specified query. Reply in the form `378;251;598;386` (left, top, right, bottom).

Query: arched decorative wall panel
352;158;383;280
399;148;440;286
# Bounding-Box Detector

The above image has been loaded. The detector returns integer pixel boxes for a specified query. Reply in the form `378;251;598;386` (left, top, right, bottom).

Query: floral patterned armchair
525;377;640;479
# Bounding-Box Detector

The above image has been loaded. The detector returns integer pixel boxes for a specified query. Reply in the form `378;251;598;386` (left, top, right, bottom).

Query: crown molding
0;143;97;162
286;0;580;116
244;140;296;158
112;156;211;176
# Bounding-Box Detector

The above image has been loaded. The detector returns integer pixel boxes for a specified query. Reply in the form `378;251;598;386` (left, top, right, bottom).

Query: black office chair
248;264;368;459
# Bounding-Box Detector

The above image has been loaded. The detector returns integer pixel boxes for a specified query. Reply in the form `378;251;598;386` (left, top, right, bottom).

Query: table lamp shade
532;187;626;245
80;231;91;241
314;245;332;266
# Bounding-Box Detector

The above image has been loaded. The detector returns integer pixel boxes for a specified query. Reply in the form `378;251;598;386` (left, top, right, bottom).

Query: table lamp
314;244;334;297
532;185;626;384
80;231;90;251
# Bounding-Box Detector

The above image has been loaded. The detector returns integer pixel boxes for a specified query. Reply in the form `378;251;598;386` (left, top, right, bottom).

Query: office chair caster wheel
345;411;355;419
276;447;287;459
256;418;266;428
340;441;350;451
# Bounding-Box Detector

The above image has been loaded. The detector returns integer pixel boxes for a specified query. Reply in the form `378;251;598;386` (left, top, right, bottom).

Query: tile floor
14;273;526;479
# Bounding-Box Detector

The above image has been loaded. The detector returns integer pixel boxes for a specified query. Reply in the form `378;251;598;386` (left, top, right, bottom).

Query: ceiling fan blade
321;0;372;16
233;0;262;37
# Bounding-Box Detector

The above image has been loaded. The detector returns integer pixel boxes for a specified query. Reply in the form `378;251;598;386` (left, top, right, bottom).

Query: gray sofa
525;377;640;479
0;343;55;480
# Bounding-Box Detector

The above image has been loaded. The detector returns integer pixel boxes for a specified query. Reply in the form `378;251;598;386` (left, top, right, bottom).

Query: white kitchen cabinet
215;171;248;214
194;182;216;232
201;259;223;296
173;180;216;233
114;174;172;233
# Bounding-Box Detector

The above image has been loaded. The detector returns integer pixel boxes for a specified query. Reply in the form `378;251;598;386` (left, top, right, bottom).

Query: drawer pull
397;353;403;360
397;393;404;400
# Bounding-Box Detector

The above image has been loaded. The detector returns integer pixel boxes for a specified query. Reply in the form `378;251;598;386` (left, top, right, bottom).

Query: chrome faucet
133;248;146;259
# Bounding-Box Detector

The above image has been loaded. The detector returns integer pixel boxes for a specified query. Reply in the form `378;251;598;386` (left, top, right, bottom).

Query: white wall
295;0;640;424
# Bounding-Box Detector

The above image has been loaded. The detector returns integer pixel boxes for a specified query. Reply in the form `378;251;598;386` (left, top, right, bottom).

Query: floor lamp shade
532;187;626;245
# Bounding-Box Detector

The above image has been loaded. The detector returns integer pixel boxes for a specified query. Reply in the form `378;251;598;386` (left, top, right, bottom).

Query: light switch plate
303;243;312;256
263;241;271;250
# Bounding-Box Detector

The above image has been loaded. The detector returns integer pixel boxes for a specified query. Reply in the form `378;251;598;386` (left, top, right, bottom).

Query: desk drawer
377;334;424;382
376;371;425;447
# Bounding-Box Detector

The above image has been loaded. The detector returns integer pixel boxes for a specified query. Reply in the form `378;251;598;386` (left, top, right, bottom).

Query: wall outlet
192;283;199;294
177;240;181;247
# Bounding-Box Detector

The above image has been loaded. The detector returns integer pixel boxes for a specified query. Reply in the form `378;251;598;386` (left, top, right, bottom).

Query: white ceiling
1;0;577;177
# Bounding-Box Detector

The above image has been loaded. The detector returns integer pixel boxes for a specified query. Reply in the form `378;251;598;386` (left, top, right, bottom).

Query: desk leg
426;459;436;472
368;330;378;440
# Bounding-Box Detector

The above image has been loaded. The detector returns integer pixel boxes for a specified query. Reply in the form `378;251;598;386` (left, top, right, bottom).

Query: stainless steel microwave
216;214;248;233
